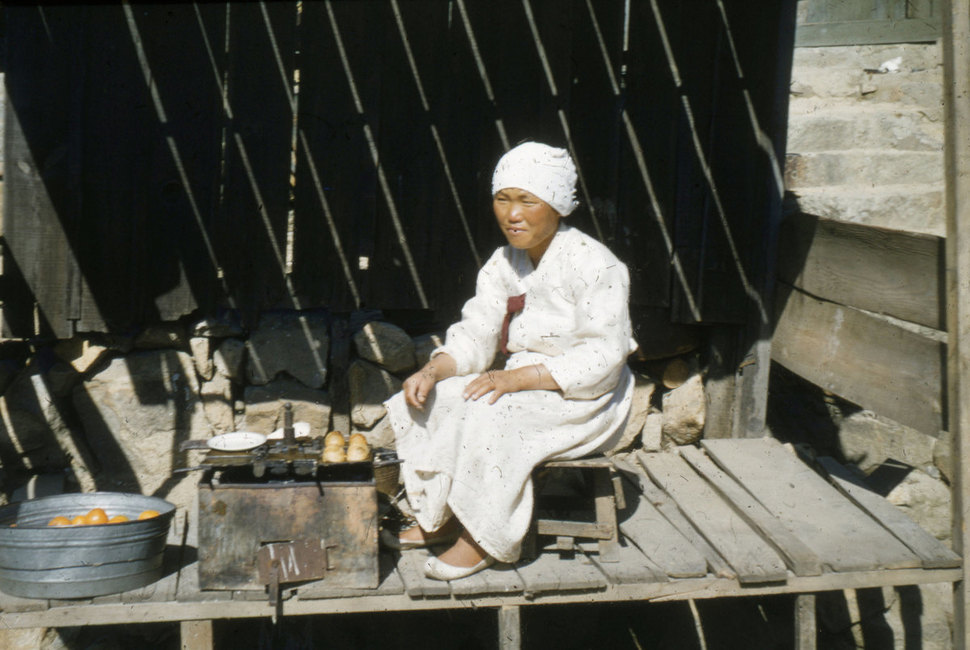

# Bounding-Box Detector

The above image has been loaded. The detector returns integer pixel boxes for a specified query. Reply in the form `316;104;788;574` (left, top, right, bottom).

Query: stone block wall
785;43;945;236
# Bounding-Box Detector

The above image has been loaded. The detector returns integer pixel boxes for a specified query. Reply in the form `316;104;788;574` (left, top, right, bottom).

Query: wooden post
793;594;816;650
180;619;214;650
943;0;970;646
498;605;522;650
728;0;798;439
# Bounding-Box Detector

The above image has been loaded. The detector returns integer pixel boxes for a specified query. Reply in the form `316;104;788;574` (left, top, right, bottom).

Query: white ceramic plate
207;432;267;452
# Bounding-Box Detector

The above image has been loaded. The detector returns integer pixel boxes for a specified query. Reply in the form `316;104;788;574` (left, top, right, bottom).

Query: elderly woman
383;141;638;580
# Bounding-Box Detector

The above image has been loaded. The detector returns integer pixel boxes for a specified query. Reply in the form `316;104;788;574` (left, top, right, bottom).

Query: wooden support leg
181;619;214;650
794;594;817;650
593;468;620;562
498;605;522;650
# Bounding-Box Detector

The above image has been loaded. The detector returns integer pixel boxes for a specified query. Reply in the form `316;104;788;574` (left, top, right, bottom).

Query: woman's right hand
403;353;457;410
403;367;438;410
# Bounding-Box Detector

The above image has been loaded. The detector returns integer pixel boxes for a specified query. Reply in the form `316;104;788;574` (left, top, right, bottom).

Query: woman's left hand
462;364;560;404
462;369;521;404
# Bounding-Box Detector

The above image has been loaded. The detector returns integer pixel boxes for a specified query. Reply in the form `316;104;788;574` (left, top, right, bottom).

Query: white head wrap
491;142;579;216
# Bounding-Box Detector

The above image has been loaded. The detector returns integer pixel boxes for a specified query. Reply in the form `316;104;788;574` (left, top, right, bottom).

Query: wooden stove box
197;470;379;591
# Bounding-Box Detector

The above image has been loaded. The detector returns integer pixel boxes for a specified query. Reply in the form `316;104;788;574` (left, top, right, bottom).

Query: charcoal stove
186;407;384;593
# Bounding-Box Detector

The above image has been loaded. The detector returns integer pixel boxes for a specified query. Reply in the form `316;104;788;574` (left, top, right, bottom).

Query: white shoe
423;555;495;581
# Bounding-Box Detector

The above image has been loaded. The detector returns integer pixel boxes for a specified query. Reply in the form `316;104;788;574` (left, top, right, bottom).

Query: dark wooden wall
2;0;794;342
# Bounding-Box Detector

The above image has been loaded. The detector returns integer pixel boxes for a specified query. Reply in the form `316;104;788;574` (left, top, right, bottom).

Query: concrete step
790;66;942;114
788;183;944;237
789;43;942;115
784;150;943;189
787;103;943;152
791;42;941;73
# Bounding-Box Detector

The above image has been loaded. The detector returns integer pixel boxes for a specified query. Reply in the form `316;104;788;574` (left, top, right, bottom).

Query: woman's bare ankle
399;517;458;543
437;529;489;568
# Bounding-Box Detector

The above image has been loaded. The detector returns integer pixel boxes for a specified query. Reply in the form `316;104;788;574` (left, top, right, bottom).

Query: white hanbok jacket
385;224;638;562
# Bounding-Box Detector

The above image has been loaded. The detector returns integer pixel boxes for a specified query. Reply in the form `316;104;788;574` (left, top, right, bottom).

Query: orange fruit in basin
71;515;87;526
137;510;160;520
48;516;72;527
108;515;130;524
84;508;109;525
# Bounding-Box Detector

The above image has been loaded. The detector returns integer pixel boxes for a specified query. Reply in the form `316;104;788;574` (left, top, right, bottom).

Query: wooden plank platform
0;439;960;638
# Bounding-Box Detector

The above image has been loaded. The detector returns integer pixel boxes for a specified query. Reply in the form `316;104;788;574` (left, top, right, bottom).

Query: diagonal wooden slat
680;445;822;576
702;438;922;572
817;457;960;569
611;459;708;578
616;456;732;579
639;451;788;584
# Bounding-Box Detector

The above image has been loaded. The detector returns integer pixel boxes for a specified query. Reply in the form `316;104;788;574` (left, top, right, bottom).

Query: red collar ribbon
500;293;526;356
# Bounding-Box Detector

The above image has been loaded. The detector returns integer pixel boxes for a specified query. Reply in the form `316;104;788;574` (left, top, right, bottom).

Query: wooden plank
777;213;944;330
78;4;221;327
679;445;822;576
217;2;297;312
617;492;707;579
638;452;788;584
703;438;923;572
292;0;381;310
772;283;944;437
615;456;727;578
0;591;49;614
0;562;963;630
612;470;708;578
396;548;451;598
2;5;86;338
447;562;523;597
817;457;960;569
577;540;667;585
514;550;606;597
943;0;970;644
543;456;614;469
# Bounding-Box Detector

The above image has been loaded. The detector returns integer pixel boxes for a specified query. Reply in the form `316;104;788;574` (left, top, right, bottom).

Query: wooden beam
777;213;945;330
942;0;970;645
730;0;799;439
772;283;945;437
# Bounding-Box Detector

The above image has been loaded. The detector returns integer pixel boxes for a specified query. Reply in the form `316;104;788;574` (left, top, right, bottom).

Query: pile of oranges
46;508;160;527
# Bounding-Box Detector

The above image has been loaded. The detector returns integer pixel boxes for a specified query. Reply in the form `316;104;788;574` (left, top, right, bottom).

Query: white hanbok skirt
384;352;634;563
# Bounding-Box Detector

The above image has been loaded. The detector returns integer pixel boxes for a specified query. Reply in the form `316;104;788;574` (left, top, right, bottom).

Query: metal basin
0;492;175;599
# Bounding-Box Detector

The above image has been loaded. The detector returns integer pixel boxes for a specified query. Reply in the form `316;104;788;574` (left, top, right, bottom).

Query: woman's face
493;188;562;264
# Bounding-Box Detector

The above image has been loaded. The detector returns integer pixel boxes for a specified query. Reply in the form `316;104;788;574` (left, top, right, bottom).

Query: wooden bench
524;456;624;562
0;438;959;649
